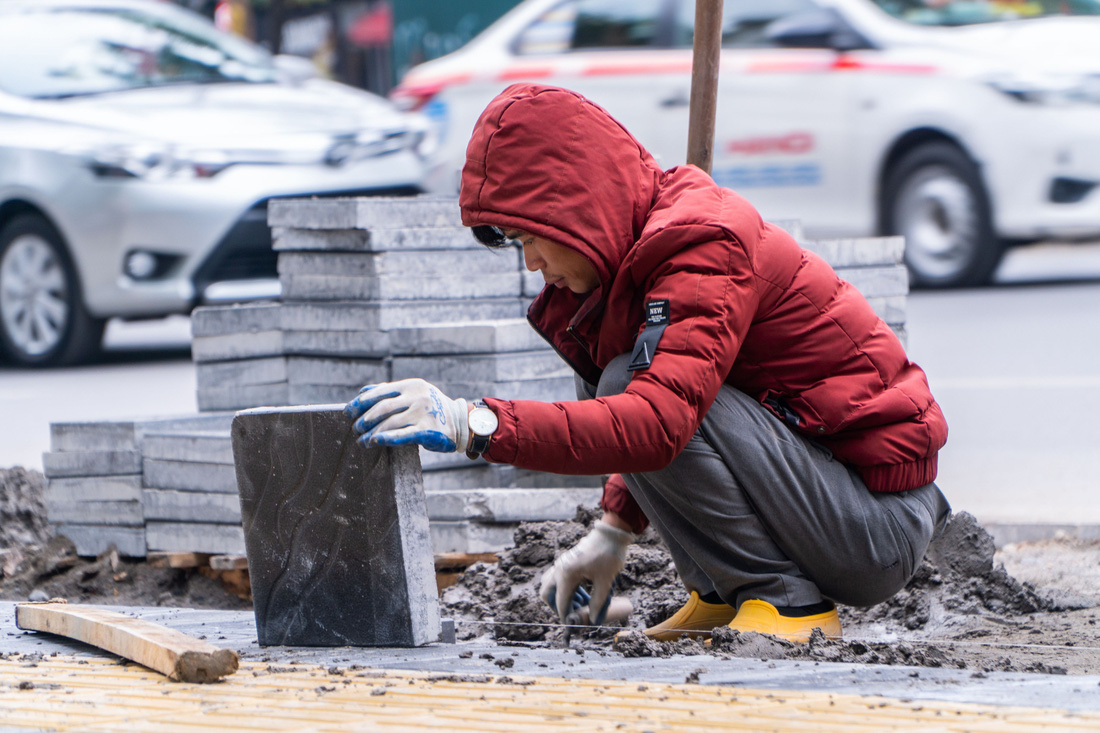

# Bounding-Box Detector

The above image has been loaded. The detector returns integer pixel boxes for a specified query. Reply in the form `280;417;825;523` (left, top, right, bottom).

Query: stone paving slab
280;273;523;302
232;407;439;647
1;603;1098;717
142;431;234;465
142;459;238;493
41;450;142;478
144;522;246;555
802;236;905;267
49;526;146;557
280;299;524;332
191;330;285;363
268;197;464;232
277;249;517;278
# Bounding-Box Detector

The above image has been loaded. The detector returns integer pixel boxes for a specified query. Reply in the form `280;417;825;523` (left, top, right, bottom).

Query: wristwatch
466;400;498;460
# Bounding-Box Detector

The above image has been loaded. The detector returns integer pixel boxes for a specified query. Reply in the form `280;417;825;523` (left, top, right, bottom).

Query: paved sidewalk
2;602;1098;731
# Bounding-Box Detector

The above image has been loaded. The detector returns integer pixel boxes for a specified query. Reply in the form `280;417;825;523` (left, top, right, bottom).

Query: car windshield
871;0;1100;26
0;5;278;99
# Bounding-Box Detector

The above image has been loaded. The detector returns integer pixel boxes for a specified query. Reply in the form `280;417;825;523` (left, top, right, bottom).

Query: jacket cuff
601;473;649;534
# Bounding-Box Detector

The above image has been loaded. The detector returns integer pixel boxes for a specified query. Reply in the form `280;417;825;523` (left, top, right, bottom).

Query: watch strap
466;400;494;459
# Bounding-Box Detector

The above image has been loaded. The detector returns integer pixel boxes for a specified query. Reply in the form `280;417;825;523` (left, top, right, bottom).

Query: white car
0;0;430;366
393;0;1100;289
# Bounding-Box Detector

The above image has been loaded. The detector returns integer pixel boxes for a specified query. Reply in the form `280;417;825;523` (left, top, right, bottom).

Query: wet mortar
3;467;1099;674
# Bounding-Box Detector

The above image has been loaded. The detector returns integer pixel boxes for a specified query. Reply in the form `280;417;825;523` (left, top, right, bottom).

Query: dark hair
471;225;509;248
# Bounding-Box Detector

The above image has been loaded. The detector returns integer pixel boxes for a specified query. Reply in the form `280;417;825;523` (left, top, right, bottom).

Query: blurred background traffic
4;0;1100;367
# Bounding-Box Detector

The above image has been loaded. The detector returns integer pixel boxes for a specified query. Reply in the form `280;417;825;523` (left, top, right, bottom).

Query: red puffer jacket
460;84;947;533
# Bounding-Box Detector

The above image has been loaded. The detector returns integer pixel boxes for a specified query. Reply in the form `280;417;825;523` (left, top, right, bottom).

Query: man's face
506;230;599;294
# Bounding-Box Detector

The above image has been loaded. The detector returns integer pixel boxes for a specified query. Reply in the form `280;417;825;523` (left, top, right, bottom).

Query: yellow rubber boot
728;599;842;643
619;591;737;642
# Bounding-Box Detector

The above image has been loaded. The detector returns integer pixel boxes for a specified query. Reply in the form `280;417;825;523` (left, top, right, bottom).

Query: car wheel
884;142;1003;288
0;214;105;366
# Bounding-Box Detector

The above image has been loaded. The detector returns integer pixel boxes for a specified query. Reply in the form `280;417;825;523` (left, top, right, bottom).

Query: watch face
469;407;498;435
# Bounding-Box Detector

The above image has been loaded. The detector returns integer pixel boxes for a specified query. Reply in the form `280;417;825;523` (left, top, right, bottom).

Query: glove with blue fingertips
345;378;469;454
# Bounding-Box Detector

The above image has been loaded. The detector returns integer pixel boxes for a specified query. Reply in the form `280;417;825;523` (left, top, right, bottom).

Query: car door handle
660;92;690;108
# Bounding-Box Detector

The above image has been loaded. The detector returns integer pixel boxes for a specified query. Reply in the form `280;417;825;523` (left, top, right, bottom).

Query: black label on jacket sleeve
628;299;670;371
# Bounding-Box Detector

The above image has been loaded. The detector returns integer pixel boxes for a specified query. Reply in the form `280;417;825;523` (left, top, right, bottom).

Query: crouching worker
344;84;951;643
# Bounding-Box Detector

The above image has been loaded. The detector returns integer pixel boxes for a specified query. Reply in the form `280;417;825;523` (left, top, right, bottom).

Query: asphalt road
2;242;1099;527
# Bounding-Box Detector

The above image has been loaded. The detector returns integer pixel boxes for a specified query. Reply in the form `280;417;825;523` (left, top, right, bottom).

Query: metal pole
686;0;724;174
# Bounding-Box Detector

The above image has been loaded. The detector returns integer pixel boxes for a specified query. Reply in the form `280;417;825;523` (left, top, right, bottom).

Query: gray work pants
578;353;951;609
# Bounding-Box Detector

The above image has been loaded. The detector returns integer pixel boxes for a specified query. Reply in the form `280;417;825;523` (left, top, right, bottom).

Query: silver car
0;0;429;366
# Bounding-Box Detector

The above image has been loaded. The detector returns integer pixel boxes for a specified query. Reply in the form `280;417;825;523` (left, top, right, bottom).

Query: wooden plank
433;552;498;570
146;551;211;569
15;602;238;683
209;554;249;570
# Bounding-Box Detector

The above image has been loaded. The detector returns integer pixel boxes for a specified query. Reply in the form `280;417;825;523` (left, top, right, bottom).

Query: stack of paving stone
141;429;244;556
44;198;911;558
42;414;233;557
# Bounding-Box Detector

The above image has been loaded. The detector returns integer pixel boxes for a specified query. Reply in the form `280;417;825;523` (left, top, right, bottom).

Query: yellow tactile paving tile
0;654;1096;732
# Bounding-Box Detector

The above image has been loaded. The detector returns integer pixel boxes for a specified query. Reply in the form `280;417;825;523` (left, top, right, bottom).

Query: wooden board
14;602;238;683
146;551;211;569
209;554;249;571
433;552;498;570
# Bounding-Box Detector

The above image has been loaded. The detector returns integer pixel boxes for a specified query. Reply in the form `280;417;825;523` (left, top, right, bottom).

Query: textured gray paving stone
145;522;246;555
197;383;290;412
421;465;517;493
803;236;905;267
142;489;242;524
392;351;571;383
834;264;909;299
280;272;522;302
387;319;549;356
286;384;363;406
279;299;524;332
277;250;516;278
432;377;576;403
268;196;463;231
142;459;238;493
142;431;234;465
191;330;285;363
49;414;235;451
52;525;146;557
42;450;142;478
190;301;282;337
425;488;603;522
44;475;143;503
429;520;518;554
45;499;143;526
232;405;440;647
196;357;288;389
283;329;391;358
273;226;481;252
285;357;390;387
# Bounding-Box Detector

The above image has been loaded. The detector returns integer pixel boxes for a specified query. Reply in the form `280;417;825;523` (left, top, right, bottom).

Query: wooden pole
686;0;724;174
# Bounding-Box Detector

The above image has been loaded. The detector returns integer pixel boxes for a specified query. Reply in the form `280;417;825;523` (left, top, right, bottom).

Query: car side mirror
765;9;874;52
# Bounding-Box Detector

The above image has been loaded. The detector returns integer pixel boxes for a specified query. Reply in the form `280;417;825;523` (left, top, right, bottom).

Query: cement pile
441;508;1100;674
0;468;51;550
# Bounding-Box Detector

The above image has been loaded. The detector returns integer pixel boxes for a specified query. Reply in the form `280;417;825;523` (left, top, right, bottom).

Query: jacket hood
460;84;663;289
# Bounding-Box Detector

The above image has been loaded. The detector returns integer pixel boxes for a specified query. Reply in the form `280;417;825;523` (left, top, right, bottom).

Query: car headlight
988;72;1100;106
88;143;232;180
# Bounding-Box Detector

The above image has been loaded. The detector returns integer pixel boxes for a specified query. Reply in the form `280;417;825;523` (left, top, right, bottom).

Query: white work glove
345;378;469;453
539;522;635;624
